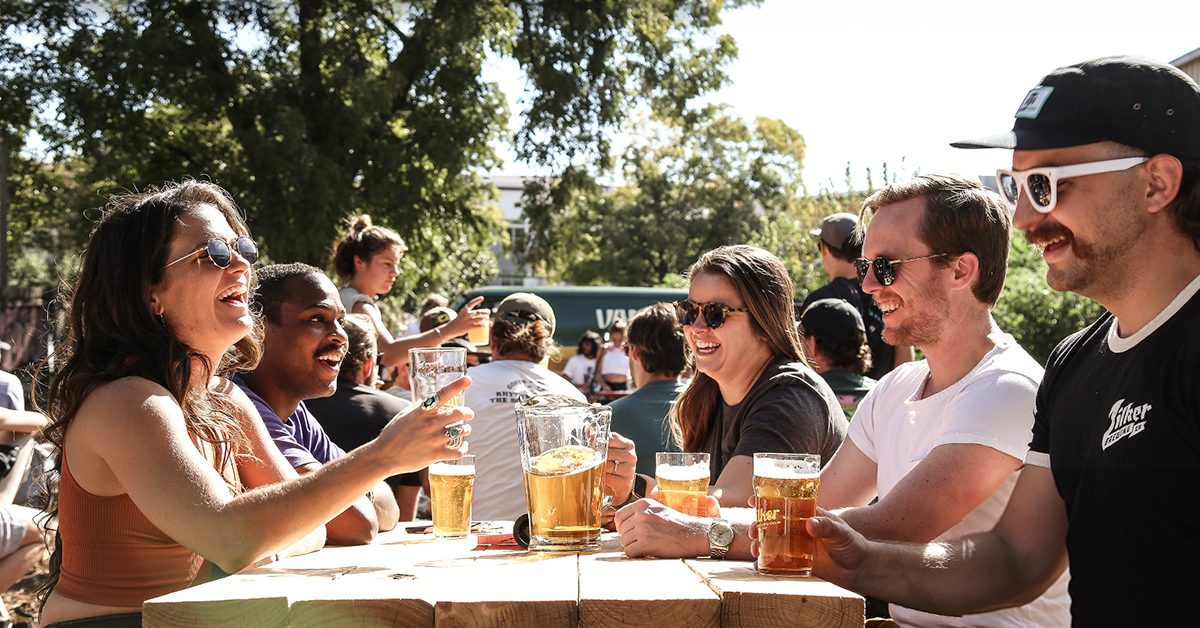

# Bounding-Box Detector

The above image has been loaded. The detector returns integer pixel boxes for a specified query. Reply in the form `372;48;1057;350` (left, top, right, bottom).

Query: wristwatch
707;518;734;560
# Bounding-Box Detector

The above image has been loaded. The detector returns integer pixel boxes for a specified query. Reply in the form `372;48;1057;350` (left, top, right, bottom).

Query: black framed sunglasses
674;299;750;329
854;253;951;287
162;236;259;271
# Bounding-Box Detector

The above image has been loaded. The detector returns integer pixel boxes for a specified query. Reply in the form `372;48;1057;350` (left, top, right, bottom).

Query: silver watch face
709;520;734;546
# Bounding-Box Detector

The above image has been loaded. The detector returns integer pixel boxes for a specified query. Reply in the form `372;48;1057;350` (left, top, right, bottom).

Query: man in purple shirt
233;263;398;545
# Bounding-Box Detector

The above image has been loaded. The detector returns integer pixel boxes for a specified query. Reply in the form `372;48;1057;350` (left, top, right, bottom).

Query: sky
489;0;1200;192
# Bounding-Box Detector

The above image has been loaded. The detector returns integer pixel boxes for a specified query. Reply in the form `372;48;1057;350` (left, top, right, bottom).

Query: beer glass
429;455;476;538
515;395;611;552
754;453;821;575
409;347;468;407
654;452;710;516
466;316;491;347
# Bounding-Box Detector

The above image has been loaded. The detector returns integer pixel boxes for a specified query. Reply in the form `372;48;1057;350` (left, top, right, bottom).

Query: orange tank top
55;452;205;607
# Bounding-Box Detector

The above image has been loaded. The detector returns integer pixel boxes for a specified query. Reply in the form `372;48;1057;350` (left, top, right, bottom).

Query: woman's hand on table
614;493;721;559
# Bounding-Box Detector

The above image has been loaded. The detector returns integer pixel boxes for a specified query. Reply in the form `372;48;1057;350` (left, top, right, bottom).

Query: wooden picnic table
144;521;864;627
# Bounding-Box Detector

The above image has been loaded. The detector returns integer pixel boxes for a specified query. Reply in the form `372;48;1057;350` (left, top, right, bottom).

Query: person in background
560;331;602;395
804;212;913;379
608;303;687;477
0;341;52;507
461;293;592;520
232;263;400;544
592;319;631;393
612;245;847;560
330;215;487;368
38;181;470;625
305;314;423;521
403;293;449;337
798;298;876;414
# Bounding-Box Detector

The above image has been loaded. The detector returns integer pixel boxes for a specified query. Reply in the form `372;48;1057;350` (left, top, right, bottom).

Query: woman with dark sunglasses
36;181;472;626
331;215;489;369
667;245;848;508
613;245;847;559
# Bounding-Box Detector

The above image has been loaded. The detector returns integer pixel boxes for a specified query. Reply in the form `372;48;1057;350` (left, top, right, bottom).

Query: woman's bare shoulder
74;376;182;431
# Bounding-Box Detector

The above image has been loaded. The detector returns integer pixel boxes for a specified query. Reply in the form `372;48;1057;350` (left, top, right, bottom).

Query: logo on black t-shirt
1102;398;1151;450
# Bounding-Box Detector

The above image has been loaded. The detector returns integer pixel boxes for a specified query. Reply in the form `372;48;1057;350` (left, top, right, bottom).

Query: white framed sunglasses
995;157;1148;213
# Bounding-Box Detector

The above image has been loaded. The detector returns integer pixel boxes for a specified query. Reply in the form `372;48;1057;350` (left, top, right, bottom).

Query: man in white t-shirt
465;293;587;520
814;174;1070;626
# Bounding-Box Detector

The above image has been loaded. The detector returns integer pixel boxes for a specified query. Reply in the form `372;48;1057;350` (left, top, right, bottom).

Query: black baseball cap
799;299;865;337
952;56;1200;160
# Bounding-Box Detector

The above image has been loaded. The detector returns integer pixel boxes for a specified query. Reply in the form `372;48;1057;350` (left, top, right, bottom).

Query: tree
519;107;810;286
2;0;754;308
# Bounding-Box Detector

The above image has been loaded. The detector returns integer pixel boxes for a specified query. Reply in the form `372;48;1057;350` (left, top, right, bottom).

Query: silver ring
422;394;439;410
445;424;464;449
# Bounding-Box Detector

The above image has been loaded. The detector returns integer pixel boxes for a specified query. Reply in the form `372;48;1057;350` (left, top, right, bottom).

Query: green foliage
2;0;752;312
994;236;1104;364
520;107;811;286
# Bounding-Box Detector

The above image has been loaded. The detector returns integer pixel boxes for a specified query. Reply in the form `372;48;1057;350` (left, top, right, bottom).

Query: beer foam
430;461;476;476
655;462;710;482
530;445;600;475
753;462;818;480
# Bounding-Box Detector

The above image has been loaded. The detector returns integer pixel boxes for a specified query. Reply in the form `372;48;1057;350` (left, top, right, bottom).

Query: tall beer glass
754;453;820;575
429;455;475;538
515;395;611;552
410;347;468;407
655;452;710;516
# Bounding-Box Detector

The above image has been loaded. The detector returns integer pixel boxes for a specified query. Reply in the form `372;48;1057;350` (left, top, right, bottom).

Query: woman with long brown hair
38;181;471;626
613;245;847;560
669;245;846;507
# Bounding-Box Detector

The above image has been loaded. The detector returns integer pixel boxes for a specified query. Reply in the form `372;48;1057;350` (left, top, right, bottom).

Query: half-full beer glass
515;395;611;552
429;455;475;538
754;452;821;575
655;452;710;516
410;347;467;407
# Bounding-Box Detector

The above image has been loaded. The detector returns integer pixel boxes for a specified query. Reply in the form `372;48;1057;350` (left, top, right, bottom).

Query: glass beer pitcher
515;395;612;552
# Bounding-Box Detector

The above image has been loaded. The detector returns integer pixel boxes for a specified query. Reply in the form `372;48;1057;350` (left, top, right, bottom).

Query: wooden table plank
433;549;579;627
143;574;291;628
578;538;719;628
684;559;864;628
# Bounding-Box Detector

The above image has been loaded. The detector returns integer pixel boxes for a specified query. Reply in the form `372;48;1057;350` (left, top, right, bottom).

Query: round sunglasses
854;253;951;287
161;236;259;271
674;299;749;329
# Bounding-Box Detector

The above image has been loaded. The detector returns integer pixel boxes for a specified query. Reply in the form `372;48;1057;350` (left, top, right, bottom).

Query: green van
459;286;687;368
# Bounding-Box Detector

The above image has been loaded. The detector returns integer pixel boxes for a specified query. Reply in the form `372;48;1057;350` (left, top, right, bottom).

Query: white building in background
484;175;548;287
1174;47;1200;83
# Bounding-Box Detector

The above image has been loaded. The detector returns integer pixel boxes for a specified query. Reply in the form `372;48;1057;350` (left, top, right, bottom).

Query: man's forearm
826;531;1057;616
0;408;48;433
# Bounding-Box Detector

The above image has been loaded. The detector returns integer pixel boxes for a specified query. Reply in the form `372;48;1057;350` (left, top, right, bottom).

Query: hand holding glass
410;347;468;408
